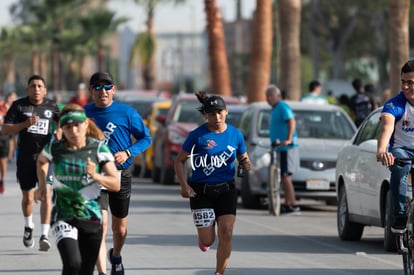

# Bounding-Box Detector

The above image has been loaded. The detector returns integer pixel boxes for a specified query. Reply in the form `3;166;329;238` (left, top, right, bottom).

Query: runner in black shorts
0;134;9;193
85;72;151;275
174;92;251;275
0;91;17;194
2;75;59;251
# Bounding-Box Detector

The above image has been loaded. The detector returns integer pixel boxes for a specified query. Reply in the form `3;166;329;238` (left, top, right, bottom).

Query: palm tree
130;0;186;90
0;27;21;93
204;0;231;96
389;0;410;95
80;9;128;72
130;0;157;90
247;0;272;103
278;0;301;100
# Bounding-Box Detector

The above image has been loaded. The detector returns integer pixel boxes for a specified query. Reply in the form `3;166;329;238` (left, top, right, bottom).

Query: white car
236;101;356;209
336;107;400;251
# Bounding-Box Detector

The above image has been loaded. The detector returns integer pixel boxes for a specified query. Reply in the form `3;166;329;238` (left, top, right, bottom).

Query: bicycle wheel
268;162;281;216
402;234;413;275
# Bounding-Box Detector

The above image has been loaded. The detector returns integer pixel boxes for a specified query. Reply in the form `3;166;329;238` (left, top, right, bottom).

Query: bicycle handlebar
394;157;414;167
271;142;293;149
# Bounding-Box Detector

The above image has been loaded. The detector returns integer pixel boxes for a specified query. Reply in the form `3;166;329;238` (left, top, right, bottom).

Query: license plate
306;179;330;190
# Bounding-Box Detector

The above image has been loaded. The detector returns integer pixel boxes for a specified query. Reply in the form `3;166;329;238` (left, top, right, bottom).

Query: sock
24;215;34;229
41;224;50;236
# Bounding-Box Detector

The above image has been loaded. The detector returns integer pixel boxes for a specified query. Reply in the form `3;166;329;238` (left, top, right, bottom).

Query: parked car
335;107;399;251
114;90;171;177
236;101;356;209
152;93;243;185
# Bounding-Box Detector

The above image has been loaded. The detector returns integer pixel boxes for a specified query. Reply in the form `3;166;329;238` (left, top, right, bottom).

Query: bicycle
268;142;282;216
393;158;414;275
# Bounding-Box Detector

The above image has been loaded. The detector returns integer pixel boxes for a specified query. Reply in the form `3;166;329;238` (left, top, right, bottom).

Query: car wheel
337;185;364;241
152;166;160;183
240;176;261;209
160;166;175;185
384;189;397;251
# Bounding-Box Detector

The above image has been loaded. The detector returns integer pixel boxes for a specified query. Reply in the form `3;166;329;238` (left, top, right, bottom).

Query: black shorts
189;180;238;217
0;135;9;157
279;147;299;176
101;165;133;218
17;157;54;191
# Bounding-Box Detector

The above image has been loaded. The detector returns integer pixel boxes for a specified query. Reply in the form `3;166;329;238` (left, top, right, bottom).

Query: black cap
89;72;114;86
204;96;227;113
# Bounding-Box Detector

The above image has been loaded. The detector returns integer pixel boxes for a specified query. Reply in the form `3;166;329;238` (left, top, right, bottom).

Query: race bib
27;118;49;135
192;208;216;228
52;220;78;243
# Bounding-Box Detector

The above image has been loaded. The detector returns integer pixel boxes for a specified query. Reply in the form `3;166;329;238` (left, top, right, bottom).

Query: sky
0;0;257;33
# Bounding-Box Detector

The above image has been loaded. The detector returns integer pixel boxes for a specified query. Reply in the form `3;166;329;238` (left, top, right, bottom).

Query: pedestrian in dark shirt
349;78;374;127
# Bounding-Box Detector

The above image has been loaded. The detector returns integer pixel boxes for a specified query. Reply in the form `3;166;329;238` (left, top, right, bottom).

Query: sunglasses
92;83;114;91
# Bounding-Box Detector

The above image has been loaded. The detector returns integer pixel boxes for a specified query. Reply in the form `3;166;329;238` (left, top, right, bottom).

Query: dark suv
152;93;242;185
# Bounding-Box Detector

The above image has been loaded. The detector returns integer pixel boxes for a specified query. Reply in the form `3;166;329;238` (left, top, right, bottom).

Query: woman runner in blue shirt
175;92;251;275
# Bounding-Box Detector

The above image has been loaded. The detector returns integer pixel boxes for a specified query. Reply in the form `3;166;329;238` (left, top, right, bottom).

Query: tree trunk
247;0;273;103
278;0;301;101
31;51;40;75
389;0;410;96
204;0;232;96
143;12;156;90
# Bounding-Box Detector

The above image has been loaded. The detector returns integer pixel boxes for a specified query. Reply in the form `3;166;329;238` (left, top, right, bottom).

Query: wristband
125;149;132;158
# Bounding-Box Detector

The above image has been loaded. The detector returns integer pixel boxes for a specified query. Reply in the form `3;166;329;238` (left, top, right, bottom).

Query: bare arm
2;115;38;136
284;118;296;145
376;114;395;166
238;153;251;171
86;157;120;192
174;150;195;198
35;153;50;203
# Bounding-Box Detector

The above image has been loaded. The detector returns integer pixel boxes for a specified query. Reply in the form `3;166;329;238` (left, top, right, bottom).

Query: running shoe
280;205;301;216
396;233;408;254
108;248;124;275
198;239;210;252
39;235;51;252
0;180;4;193
23;227;34;248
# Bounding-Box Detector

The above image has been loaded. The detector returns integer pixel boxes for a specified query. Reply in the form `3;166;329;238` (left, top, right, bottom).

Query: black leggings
57;223;102;275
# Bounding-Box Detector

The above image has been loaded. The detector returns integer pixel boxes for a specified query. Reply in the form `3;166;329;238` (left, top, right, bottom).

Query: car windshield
227;111;244;126
127;101;153;119
258;109;355;139
173;101;205;124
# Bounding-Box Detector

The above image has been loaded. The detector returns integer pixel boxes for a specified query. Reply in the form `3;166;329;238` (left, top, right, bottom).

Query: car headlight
168;131;186;144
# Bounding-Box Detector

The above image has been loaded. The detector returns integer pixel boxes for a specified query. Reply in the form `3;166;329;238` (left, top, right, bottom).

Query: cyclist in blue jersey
85;72;152;275
377;60;414;240
175;91;251;275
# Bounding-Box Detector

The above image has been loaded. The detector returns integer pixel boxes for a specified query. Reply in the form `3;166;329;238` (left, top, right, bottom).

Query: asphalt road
0;163;404;275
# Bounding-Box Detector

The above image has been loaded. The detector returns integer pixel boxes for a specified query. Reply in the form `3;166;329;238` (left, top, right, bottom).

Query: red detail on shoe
198;239;210;252
0;181;4;193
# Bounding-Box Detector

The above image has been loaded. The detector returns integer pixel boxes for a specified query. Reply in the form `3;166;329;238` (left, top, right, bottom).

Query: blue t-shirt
381;91;414;149
269;101;299;151
182;123;246;184
84;101;152;170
